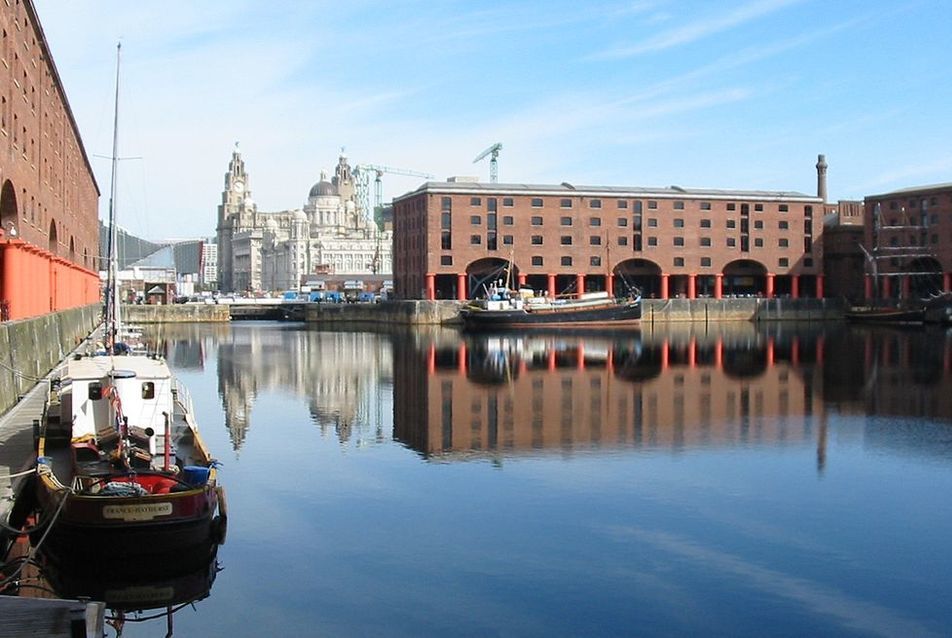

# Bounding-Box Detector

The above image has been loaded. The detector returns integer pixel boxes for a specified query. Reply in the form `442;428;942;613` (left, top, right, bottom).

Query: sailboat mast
105;43;121;350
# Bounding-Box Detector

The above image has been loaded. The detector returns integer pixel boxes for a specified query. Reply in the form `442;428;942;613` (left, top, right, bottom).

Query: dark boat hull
462;300;641;330
845;307;925;324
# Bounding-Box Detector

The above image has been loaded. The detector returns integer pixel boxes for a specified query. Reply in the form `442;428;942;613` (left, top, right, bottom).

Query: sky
31;0;952;241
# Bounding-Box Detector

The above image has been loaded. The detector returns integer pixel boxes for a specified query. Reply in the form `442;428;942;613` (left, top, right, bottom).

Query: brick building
0;0;100;320
393;162;827;301
862;183;952;299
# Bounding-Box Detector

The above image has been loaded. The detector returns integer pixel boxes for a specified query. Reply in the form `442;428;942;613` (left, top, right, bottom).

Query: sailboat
31;44;226;561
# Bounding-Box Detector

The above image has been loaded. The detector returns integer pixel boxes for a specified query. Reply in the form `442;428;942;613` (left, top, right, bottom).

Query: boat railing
172;377;196;422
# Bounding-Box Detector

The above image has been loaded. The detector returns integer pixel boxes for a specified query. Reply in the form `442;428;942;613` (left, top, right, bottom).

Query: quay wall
123;304;231;323
0;304;99;415
113;298;849;326
306;301;461;325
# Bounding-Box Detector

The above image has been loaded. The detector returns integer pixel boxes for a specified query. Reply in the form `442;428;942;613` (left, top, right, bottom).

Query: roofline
25;0;101;196
865;182;952;200
393;181;821;204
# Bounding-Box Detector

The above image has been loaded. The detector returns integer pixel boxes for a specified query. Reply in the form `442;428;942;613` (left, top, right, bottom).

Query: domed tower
305;170;342;228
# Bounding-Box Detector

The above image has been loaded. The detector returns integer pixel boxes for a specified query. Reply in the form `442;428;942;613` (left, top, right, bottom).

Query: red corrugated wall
0;239;99;321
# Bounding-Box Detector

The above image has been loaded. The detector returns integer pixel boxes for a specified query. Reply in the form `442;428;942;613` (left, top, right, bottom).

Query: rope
0;468;37;481
0;487;69;588
0;358;47;382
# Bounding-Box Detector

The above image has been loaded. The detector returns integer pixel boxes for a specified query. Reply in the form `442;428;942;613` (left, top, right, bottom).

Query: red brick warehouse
0;0;100;321
392;159;827;301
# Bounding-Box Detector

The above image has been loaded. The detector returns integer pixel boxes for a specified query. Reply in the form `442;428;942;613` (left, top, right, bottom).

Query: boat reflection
33;540;220;636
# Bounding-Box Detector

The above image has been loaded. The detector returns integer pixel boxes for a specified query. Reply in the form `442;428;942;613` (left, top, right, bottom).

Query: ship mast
105;43;121;351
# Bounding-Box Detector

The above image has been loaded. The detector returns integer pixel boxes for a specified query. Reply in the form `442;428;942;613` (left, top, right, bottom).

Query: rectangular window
779;221;788;230
700;219;711;228
700;257;711;267
503;235;513;245
531;235;543;245
560;198;573;208
503;216;514;226
561;256;573;266
589;199;602;209
633;235;643;251
674;201;685;210
633;214;642;230
805;205;813;218
700;202;711;210
779;257;789;267
441;212;452;229
441;196;452;211
673;257;684;267
648;200;658;209
470;197;481;206
617;200;628;209
590;236;602;245
487;232;497;250
617;217;628;227
647;236;658;247
741;236;749;252
754;237;763;247
531;216;543;226
531;256;543;266
618;236;628;246
502;197;514;207
440;255;453;265
531;198;543;207
673;236;684;246
754;220;763;229
700;237;711;247
754;203;764;212
804;237;813;253
648;218;658;227
470;235;481;245
470;215;481;225
674;218;684;228
633;200;643;214
141;382;155;400
804;257;814;267
441;230;452;250
727;237;736;247
560;216;573;226
727;203;736;211
560;236;573;245
779;204;789;212
590;256;602;266
590;217;602;227
779;238;788;247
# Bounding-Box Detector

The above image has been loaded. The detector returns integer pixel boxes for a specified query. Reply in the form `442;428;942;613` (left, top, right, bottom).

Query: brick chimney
816;154;828;203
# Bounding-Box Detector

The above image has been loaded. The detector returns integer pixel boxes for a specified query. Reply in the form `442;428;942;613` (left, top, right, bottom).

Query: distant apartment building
392;159;829;301
0;0;100;320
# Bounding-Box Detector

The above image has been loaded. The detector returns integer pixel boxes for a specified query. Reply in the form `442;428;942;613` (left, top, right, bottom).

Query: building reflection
214;325;393;451
394;323;952;468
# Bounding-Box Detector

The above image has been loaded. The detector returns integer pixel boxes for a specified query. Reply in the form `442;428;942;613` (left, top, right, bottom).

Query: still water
44;322;952;636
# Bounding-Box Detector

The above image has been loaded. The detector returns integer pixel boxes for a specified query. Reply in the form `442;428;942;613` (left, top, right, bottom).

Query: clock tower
217;143;255;292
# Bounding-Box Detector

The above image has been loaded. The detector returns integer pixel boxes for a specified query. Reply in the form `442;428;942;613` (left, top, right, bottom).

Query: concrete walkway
0;370;50;521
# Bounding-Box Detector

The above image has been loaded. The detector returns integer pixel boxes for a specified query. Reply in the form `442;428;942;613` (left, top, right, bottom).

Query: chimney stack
816;154;828;203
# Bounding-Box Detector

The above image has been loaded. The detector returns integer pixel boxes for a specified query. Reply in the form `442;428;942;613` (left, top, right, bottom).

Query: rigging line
0;486;69;588
0;468;36;481
0;358;47;382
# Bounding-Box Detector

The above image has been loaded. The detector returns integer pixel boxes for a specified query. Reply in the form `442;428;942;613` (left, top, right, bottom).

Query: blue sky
32;0;952;241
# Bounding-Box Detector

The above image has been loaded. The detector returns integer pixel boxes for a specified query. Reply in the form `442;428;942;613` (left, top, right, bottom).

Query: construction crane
354;164;435;224
473;143;503;183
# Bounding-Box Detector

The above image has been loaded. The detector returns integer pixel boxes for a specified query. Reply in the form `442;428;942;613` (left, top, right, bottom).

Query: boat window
142;381;155;400
88;382;103;400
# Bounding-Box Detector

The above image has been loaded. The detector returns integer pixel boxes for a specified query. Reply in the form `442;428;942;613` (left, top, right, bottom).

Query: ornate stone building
216;146;392;293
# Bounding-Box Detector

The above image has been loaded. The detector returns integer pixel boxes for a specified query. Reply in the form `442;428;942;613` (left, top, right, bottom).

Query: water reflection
148;323;952;464
15;541;220;636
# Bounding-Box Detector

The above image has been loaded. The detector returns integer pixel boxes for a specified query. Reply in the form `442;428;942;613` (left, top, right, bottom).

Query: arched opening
48;220;58;255
464;257;519;300
722;259;767;297
0;180;17;238
908;256;943;297
614;259;661;298
69;236;76;262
